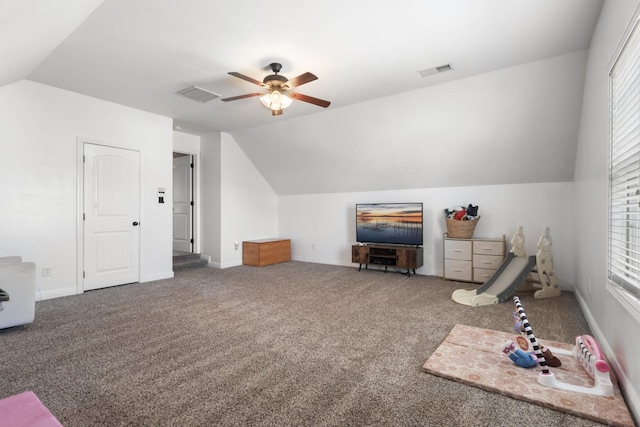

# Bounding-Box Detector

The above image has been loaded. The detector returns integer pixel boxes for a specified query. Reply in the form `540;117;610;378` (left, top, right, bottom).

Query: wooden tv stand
352;244;423;276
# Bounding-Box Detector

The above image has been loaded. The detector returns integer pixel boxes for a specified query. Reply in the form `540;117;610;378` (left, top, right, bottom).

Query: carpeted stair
172;252;208;271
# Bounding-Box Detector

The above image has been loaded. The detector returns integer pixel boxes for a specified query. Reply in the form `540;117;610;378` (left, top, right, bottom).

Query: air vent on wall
175;85;222;103
419;63;454;77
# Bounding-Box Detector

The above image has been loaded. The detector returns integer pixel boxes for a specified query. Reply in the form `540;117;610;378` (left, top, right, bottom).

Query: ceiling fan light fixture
260;90;292;113
223;63;330;112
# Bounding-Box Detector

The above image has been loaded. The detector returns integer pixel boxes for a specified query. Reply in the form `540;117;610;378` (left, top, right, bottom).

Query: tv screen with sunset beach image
356;203;423;246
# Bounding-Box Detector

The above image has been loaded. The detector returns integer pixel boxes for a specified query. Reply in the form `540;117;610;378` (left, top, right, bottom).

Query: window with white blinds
609;17;640;302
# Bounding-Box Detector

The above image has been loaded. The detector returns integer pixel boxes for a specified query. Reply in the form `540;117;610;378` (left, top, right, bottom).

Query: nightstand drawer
473;240;504;256
444;240;472;260
472;254;503;270
444;259;472;281
474;268;497;283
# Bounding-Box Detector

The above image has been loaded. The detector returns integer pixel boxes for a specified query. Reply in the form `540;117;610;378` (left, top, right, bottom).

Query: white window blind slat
609;18;640;301
611;160;640;180
612;134;640;159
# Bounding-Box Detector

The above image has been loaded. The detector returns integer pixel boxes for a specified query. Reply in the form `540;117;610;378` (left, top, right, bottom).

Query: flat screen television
356;202;423;246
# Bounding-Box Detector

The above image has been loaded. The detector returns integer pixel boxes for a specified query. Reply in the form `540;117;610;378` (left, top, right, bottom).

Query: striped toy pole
513;296;549;374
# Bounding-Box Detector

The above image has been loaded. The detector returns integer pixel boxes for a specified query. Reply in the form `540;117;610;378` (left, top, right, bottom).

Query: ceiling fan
221;62;331;116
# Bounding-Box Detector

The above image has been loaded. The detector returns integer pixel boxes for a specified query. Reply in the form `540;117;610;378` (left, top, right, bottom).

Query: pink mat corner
0;391;63;427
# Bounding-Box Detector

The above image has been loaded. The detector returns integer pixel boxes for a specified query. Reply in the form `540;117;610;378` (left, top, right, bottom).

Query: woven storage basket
445;216;480;239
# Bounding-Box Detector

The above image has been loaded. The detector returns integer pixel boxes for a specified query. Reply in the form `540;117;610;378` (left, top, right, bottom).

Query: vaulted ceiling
1;0;604;194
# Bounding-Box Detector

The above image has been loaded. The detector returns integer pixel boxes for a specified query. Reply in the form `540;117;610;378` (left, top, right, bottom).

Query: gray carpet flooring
0;262;605;426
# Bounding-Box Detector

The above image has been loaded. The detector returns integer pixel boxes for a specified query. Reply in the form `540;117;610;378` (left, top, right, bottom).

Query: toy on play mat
510;296;614;397
500;309;562;368
451;226;561;306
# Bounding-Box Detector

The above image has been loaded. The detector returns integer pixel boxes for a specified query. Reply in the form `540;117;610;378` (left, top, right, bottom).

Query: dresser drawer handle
452;268;463;272
453;249;463;252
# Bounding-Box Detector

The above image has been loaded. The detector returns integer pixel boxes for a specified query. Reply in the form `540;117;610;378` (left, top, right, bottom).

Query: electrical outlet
312;243;316;250
588;277;591;293
234;241;240;250
42;266;52;277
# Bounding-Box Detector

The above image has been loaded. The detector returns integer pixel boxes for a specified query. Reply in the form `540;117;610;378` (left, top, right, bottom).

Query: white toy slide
451;226;558;307
451;252;536;306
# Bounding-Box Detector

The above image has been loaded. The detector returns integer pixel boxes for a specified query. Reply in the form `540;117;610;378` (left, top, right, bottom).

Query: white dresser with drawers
443;234;505;283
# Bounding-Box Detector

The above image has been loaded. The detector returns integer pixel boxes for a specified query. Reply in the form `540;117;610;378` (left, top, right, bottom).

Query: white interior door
84;143;140;291
172;154;193;252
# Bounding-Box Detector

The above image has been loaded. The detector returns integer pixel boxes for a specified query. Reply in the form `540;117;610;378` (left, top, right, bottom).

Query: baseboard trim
574;289;640;424
218;260;241;269
36;287;78;301
142;271;174;282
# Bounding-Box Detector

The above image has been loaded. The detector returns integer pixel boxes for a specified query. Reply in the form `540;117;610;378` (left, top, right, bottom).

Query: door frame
76;138;143;294
172;152;195;253
172;150;199;255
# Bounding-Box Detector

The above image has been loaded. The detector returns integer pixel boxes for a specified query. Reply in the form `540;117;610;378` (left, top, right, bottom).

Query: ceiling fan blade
283;72;317;89
228;72;266;87
289;92;331;108
220;92;264;102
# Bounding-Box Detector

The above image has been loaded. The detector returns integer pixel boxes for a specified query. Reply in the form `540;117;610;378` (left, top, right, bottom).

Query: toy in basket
444;204;480;239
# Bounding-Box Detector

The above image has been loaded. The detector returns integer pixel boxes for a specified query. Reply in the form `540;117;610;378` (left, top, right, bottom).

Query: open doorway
173;152;194;254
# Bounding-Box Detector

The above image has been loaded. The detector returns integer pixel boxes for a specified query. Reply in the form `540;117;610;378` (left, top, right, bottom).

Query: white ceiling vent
419;63;454;77
176;85;222;103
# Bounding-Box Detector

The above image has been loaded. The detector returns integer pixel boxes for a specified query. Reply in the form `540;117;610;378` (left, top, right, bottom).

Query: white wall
574;0;640;420
219;133;278;268
173;131;200;154
0;80;174;300
196;132;278;268
280;182;574;285
200;132;222;266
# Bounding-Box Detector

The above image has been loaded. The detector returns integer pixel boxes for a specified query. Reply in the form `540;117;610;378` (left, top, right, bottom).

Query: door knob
133;221;139;226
